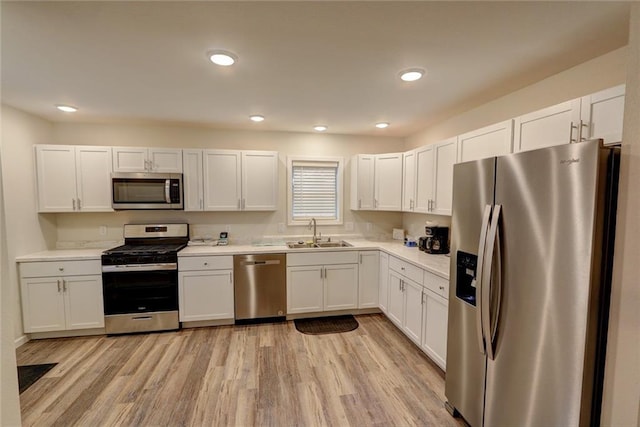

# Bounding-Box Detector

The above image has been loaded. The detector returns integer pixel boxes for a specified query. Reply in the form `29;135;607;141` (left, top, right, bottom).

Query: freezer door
445;157;495;427
484;141;603;426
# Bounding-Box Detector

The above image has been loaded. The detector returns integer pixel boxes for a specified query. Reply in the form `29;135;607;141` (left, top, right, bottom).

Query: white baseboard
14;334;29;348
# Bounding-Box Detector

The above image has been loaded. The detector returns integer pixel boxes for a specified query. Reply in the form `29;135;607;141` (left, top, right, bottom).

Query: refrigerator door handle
473;204;493;355
482;204;502;361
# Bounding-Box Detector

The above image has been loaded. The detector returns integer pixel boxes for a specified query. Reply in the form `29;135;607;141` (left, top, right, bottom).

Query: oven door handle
102;263;177;272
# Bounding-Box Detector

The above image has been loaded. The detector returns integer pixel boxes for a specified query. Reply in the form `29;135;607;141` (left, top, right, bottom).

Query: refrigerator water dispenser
456;251;477;305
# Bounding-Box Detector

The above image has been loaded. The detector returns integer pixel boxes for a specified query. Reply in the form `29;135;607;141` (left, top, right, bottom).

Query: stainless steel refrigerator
445;140;619;427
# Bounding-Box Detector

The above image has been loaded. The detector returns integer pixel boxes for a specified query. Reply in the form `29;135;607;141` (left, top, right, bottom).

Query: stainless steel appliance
234;253;286;321
445;140;619;427
424;226;449;254
102;223;189;334
112;172;183;210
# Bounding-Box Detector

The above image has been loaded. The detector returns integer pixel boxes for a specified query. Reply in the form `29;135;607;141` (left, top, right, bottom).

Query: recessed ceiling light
375;122;390;129
250;115;265;122
400;68;425;82
56;105;78;113
313;125;328;132
207;50;237;66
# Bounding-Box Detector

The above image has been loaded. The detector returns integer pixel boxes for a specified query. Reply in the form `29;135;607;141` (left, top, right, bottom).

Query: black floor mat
294;315;359;335
17;363;57;393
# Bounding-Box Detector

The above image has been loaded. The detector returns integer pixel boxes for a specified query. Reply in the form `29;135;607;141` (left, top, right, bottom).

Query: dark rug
294;315;359;335
17;363;57;394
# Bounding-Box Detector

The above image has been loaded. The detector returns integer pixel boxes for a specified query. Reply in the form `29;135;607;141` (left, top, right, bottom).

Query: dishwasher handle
241;260;281;266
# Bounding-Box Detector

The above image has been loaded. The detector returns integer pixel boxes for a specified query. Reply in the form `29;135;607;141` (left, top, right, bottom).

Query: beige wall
602;4;640;427
402;46;627;241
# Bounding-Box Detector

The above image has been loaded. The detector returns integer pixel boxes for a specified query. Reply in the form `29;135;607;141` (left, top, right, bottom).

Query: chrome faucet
308;218;318;244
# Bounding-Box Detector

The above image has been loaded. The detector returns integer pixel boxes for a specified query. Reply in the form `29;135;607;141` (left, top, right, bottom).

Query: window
287;156;343;225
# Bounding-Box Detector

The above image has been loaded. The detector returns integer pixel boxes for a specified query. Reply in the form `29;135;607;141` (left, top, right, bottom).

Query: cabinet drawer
388;256;423;285
424;270;449;299
178;255;233;271
20;260;101;278
287;251;358;267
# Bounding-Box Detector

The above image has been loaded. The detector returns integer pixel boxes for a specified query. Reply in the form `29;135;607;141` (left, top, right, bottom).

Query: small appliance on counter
420;225;449;254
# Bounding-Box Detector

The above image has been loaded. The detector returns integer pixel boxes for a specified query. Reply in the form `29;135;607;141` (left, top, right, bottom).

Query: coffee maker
420;226;449;254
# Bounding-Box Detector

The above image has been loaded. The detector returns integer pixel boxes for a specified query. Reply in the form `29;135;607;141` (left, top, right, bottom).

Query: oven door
102;269;178;315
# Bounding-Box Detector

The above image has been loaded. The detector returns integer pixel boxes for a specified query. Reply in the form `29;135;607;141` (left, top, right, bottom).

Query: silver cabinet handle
77;198;81;210
374;198;378;208
72;199;76;210
579;119;588;142
62;279;67;292
320;268;323;279
237;199;241;209
570;121;578;143
359;254;362;264
229;272;233;283
421;291;425;305
242;198;246;210
57;279;61;292
200;199;203;210
358;199;362;209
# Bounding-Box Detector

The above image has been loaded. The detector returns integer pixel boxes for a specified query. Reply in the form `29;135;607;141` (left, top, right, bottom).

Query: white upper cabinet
458;120;514;163
36;145;113;213
374;153;403;211
432;137;457;215
203;149;278;211
414;144;435;214
241;151;279;211
182;149;204;211
350;154;375;210
112;147;183;173
513;99;582;153
402;150;416;212
580;84;625;145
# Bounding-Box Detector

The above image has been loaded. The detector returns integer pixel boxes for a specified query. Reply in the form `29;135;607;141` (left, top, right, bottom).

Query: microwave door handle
474;204;492;356
165;180;171;203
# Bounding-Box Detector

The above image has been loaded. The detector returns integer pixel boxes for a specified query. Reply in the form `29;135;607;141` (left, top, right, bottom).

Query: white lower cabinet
387;270;404;327
421;289;448;370
402;279;424;345
178;256;234;322
287;251;358;314
378;252;389;313
357;251;379;309
19;260;104;333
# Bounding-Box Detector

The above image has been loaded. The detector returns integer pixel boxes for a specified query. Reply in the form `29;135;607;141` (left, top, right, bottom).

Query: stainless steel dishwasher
234;253;286;321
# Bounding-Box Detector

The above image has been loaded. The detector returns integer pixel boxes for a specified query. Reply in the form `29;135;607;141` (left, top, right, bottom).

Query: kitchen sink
286;240;353;249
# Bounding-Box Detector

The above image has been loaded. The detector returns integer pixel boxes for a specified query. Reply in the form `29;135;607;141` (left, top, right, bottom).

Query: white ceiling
1;1;631;137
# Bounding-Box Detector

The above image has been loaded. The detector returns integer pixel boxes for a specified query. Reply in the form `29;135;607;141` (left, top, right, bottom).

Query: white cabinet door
64;275;105;330
458;120;514;163
35;145;77;212
358;251;379;309
287;266;324;314
402;279;423;345
580;84;625;145
514;99;581;153
203;150;242;211
324;264;358;311
112;147;148;172
75;146;113;212
148;148;182;173
183;149;204;211
414;145;435;214
402;150;416;212
242;151;278;211
432;137;457;215
350;154;375;210
21;277;66;333
374;153;403;211
378;252;389;313
421;289;449;370
179;270;234;321
387;271;404;327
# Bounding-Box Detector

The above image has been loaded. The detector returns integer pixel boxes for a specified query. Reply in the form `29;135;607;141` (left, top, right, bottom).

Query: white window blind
291;160;338;220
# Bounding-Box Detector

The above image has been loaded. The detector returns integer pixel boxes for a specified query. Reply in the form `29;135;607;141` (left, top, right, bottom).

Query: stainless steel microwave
112;173;183;210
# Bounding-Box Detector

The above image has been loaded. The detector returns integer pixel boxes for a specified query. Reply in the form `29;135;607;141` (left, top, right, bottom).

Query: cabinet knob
204;262;209;266
58;267;64;271
439;286;445;290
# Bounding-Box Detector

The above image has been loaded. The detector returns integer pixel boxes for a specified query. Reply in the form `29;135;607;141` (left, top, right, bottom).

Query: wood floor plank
16;314;466;427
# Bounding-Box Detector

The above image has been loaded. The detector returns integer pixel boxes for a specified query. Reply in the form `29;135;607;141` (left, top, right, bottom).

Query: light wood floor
17;314;465;426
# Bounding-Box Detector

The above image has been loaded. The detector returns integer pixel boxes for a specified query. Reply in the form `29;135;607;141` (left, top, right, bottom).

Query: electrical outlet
278;223;285;233
99;225;107;236
345;222;354;231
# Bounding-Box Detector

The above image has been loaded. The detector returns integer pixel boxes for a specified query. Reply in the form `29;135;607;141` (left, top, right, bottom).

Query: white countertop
15;239;450;279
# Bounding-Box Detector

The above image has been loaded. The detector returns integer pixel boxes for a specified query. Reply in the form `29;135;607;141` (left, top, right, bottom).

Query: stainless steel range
102;223;188;334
